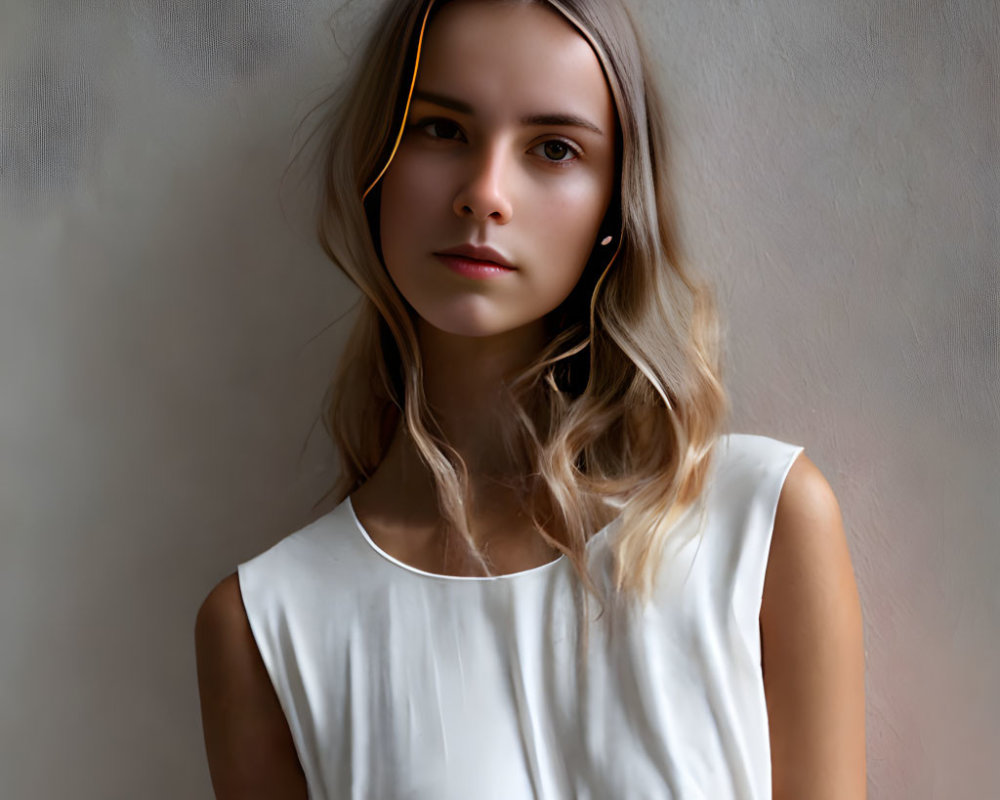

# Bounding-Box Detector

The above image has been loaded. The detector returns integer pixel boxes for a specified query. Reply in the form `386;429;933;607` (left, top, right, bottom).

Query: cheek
527;181;609;277
377;153;463;324
538;169;608;230
380;163;422;261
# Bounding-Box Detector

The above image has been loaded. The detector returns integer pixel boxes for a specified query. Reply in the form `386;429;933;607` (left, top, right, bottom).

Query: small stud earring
600;235;613;246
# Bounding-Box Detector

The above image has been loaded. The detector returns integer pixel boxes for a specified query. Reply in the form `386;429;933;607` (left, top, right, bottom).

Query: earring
600;235;613;246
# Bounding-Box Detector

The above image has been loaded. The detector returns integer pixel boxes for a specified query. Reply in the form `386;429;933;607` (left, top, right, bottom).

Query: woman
195;0;867;797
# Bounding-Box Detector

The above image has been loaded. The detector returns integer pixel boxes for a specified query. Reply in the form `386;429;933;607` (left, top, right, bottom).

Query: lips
434;244;515;269
432;243;517;280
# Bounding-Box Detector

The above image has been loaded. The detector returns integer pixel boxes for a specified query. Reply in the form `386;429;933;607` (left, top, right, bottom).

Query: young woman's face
379;0;617;340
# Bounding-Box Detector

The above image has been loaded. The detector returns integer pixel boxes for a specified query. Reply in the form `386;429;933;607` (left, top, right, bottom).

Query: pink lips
434;244;516;279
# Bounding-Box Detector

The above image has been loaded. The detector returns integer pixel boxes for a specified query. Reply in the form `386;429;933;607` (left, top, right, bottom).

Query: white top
238;433;803;799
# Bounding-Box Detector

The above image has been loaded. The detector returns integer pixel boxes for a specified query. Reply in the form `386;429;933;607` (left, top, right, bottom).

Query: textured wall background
1;0;996;797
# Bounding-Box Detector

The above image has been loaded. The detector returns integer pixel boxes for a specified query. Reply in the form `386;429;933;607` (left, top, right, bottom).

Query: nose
452;143;514;224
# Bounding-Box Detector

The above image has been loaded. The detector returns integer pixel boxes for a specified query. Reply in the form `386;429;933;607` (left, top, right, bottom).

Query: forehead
416;0;613;123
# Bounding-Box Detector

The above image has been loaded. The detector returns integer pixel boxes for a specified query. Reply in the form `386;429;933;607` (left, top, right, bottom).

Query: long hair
312;0;728;612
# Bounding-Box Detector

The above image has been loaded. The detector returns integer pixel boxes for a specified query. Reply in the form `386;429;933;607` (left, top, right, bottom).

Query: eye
411;117;465;142
532;139;581;164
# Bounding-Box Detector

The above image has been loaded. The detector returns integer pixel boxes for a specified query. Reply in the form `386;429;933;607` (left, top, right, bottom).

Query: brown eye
535;139;579;163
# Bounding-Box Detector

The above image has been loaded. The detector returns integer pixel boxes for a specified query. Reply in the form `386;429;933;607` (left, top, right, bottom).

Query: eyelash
408;117;582;165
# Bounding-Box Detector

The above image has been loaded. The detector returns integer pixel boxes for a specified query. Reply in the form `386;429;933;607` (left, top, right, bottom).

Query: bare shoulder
195;573;309;799
195;574;266;690
195;573;248;644
760;453;867;799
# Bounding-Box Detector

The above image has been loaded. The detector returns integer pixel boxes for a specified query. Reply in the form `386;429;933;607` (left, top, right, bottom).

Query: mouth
433;243;517;279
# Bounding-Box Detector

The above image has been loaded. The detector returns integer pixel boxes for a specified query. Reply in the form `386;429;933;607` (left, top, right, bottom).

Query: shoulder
194;573;266;723
194;574;259;709
762;451;854;639
715;432;802;466
195;574;309;798
195;574;264;685
195;573;245;642
764;453;853;611
262;499;356;564
773;453;841;534
707;433;804;507
238;500;360;597
760;453;868;797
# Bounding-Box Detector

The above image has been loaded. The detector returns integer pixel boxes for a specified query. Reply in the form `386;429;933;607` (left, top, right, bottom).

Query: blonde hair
311;0;728;612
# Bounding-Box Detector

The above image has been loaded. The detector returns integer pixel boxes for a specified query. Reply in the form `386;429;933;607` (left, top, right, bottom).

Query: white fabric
238;433;803;799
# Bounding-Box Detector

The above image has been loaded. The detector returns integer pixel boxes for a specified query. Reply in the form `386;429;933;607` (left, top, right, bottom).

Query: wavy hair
310;0;728;611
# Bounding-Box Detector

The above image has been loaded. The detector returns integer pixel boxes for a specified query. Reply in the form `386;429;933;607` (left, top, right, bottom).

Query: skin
196;1;867;796
762;455;868;798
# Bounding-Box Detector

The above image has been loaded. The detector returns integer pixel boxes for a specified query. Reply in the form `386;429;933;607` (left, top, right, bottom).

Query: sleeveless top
238;433;803;799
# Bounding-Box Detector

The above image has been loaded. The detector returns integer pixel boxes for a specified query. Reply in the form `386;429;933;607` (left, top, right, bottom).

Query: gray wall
1;0;996;797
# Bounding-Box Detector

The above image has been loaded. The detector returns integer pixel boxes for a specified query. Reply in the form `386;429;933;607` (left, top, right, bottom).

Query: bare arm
195;573;309;799
760;454;867;799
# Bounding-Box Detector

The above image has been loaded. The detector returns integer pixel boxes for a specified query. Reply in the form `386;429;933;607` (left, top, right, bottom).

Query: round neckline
346;494;575;582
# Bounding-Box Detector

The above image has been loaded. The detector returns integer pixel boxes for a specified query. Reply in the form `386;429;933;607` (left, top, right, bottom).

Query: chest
298;569;769;799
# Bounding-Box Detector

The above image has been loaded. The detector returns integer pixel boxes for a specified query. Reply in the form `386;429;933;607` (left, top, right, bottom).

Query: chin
408;295;523;339
420;315;516;339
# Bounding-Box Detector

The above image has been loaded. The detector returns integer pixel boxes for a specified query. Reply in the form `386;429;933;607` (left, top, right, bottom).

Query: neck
415;318;545;477
354;317;560;549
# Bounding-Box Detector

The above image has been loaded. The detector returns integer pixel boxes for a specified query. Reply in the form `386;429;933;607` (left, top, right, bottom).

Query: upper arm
195;573;309;800
760;453;867;799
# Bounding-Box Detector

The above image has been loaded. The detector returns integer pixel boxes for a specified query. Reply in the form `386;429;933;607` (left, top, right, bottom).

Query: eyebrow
412;89;605;137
